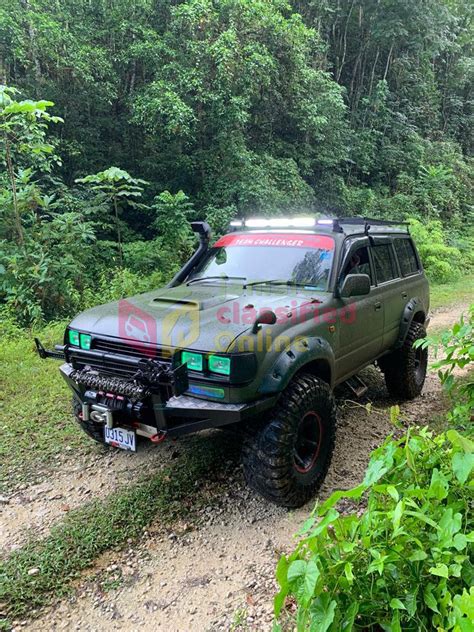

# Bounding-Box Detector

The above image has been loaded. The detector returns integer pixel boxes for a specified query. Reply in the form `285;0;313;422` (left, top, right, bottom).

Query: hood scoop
152;296;200;308
152;293;239;311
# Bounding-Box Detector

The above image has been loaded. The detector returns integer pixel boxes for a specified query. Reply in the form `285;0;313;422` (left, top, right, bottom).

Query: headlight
68;330;92;349
209;355;231;376
69;329;80;346
180;350;257;383
80;334;92;350
181;351;203;371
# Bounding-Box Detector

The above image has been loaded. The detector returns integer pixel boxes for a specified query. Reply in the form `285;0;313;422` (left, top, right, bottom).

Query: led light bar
317;218;334;225
234;217;317;229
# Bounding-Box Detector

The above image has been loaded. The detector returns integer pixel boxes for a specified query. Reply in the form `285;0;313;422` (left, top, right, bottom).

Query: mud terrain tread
382;322;427;400
242;374;336;508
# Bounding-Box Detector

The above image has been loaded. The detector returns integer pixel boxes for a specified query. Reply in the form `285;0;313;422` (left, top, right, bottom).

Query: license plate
104;426;136;452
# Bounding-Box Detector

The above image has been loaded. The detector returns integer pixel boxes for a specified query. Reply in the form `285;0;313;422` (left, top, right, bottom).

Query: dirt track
2;302;466;631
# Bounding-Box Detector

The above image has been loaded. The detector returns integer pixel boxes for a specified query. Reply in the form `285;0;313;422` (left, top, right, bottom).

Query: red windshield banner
214;233;335;250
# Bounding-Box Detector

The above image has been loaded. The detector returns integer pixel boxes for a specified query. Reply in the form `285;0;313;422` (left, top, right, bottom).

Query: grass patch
0;322;92;492
0;431;237;626
430;274;474;310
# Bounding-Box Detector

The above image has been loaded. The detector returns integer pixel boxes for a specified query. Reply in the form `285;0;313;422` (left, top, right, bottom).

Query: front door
334;240;384;382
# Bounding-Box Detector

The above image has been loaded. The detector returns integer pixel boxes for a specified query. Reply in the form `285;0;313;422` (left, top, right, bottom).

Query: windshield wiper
244;280;319;289
187;275;247;286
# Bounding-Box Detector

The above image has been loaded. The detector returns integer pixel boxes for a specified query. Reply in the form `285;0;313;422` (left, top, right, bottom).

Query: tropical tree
0;85;63;246
76;167;148;268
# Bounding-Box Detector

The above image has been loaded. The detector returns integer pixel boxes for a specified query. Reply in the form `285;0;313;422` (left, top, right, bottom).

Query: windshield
187;232;335;290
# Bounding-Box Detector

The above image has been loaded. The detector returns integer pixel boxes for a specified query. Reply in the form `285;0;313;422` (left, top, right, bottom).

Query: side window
372;244;397;284
342;246;373;284
394;238;420;276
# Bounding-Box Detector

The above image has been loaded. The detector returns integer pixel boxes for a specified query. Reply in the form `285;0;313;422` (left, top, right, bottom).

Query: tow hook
150;431;167;444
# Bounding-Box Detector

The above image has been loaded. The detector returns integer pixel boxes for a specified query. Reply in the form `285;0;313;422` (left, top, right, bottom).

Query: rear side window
394;238;420;276
372;244;398;283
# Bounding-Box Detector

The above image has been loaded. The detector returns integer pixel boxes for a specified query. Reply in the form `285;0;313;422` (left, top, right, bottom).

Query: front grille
93;338;171;362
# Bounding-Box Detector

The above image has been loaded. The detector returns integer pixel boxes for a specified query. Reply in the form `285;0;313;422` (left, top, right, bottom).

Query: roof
227;217;409;238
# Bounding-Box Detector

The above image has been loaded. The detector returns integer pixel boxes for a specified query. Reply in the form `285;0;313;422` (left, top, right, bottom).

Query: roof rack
331;217;409;235
227;216;409;235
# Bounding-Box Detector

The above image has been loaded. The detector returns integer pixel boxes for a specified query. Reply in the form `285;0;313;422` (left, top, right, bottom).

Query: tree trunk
336;0;355;82
383;42;394;81
113;196;123;268
20;0;42;87
5;137;25;247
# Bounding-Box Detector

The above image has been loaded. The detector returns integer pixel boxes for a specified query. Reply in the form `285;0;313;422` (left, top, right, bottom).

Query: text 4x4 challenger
37;217;430;507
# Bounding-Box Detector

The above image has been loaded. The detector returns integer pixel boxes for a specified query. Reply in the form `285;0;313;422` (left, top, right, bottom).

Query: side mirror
339;274;371;298
252;310;277;334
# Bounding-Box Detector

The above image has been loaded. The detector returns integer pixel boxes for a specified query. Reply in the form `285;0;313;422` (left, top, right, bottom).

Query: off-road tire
73;398;109;445
382;322;428;400
242;374;336;508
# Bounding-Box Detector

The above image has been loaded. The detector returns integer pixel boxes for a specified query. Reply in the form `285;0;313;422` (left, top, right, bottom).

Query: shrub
80;268;165;308
274;426;474;631
123;239;167;276
276;308;474;631
417;305;474;426
408;218;462;283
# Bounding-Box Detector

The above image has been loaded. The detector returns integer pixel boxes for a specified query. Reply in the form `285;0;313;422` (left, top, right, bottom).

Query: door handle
401;292;408;299
374;301;382;311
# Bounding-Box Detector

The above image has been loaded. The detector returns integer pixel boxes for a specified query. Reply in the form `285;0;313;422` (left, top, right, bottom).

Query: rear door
393;236;429;314
369;238;404;349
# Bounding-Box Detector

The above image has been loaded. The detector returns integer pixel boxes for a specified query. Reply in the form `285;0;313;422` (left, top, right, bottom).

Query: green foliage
0;0;473;325
275;426;474;631
0;85;63;247
152;190;194;247
408;218;463;283
277;310;474;631
76;167;148;268
80;268;164;307
417;305;474;425
0;320;87;492
0;92;99;324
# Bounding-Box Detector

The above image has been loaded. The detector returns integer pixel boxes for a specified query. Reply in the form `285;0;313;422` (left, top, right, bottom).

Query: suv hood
69;283;328;352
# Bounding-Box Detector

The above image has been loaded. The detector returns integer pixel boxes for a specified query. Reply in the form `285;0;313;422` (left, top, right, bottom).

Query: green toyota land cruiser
37;216;430;507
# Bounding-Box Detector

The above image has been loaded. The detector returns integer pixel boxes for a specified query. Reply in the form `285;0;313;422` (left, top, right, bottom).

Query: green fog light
80;334;92;350
209;355;231;376
69;329;80;346
182;351;203;371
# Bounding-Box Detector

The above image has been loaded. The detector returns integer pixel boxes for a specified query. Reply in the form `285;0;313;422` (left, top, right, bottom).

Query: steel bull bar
35;339;277;441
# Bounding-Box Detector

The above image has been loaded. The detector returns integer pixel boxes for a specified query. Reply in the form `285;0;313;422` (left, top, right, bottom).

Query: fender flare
396;297;426;348
258;336;335;395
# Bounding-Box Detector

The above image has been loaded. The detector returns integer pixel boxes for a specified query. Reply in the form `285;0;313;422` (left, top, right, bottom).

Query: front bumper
59;363;276;440
36;338;277;440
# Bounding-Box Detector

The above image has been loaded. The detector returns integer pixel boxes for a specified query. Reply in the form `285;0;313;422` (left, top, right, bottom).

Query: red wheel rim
294;411;322;473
